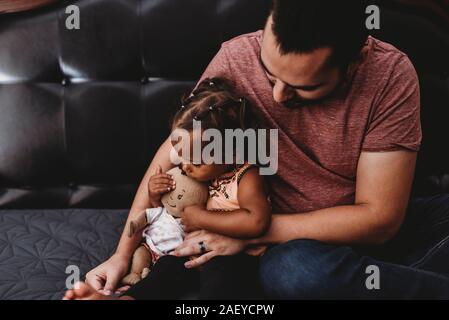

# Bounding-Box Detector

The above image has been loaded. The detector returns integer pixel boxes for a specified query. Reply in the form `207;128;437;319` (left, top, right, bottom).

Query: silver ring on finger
198;241;206;254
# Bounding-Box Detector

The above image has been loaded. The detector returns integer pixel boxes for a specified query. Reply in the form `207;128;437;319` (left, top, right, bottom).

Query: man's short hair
271;0;368;70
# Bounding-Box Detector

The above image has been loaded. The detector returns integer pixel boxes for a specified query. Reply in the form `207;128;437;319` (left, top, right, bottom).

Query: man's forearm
114;193;151;260
115;138;174;259
249;203;404;247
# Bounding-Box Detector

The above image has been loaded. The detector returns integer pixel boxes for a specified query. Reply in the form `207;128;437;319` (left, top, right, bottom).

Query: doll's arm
184;167;271;238
128;207;166;237
128;210;149;237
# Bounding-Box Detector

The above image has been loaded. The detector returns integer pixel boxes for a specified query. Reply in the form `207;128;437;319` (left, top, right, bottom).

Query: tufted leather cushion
0;0;273;209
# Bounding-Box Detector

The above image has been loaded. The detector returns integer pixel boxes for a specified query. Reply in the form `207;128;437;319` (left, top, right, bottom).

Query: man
85;0;449;299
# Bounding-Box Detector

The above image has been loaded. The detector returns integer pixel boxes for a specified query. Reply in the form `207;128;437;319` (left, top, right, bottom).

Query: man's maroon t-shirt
198;31;422;214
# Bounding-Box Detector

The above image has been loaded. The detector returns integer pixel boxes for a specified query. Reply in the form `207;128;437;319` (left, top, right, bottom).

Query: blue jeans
259;194;449;299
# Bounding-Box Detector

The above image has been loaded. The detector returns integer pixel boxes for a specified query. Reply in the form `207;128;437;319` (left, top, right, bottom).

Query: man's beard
281;78;347;109
281;96;325;109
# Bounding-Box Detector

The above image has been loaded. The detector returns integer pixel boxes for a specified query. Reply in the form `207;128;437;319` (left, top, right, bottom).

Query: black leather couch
0;0;448;300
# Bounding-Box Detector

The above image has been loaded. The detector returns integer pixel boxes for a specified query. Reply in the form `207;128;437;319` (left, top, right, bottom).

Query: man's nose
272;81;295;104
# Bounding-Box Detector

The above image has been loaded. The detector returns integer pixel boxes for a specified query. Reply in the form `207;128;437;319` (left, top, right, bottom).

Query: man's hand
85;253;130;295
171;230;248;268
148;166;175;207
181;205;206;232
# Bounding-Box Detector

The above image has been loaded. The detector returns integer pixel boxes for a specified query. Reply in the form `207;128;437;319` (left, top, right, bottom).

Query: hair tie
239;98;247;130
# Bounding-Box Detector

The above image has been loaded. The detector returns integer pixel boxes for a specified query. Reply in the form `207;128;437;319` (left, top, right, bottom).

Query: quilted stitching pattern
0;209;127;300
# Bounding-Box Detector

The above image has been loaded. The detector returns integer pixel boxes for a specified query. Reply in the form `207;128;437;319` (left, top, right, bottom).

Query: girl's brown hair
171;77;267;164
172;77;262;133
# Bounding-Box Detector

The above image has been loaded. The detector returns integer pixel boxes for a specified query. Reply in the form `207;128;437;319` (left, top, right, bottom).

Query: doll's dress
142;207;184;260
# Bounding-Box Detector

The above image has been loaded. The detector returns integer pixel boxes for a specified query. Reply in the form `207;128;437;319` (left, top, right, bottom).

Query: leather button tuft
140;76;149;84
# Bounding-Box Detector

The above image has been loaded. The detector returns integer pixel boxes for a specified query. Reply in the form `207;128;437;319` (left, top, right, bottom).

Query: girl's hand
85;253;130;295
148;166;175;207
181;205;206;232
171;230;248;268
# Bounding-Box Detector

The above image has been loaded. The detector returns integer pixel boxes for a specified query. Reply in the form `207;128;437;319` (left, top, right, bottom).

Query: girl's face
171;128;232;182
179;162;231;182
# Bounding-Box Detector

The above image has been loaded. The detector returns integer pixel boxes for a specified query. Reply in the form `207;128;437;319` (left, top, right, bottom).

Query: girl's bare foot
63;282;132;300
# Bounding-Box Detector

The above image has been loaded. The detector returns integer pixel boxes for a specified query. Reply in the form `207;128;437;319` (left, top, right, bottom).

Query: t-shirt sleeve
362;55;422;152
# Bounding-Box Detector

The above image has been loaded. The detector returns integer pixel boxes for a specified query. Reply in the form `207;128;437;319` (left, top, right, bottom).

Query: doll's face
161;167;209;217
164;188;186;210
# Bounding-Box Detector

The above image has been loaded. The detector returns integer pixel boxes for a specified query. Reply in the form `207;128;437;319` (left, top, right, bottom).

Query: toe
63;290;75;300
72;281;97;299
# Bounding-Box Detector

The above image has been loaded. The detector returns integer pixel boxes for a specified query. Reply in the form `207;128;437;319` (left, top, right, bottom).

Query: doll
121;167;208;285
